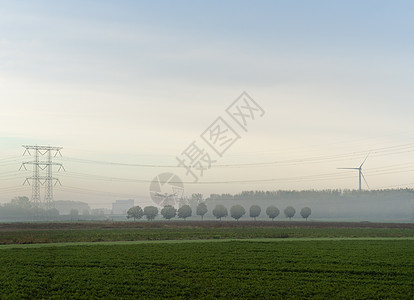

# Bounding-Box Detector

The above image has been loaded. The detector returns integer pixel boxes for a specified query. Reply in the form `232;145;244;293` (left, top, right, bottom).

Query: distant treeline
1;189;413;222
205;189;414;201
201;189;414;220
0;197;106;222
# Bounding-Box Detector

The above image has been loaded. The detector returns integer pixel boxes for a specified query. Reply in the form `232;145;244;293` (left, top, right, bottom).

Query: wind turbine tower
338;154;370;192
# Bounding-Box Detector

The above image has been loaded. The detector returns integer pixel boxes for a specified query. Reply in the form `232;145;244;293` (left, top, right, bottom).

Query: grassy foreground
1;239;413;299
1;222;413;298
1;221;413;244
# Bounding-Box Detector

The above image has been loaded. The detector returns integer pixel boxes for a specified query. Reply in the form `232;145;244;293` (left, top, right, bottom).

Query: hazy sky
1;1;414;208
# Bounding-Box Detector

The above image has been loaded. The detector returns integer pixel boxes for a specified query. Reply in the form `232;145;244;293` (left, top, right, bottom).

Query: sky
1;1;414;208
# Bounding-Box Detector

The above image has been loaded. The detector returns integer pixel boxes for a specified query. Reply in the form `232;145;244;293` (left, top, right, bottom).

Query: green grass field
1;225;413;245
1;222;413;298
1;239;413;299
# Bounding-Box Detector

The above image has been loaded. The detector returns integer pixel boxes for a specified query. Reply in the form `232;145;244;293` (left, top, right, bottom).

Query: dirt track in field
2;237;414;250
0;220;413;231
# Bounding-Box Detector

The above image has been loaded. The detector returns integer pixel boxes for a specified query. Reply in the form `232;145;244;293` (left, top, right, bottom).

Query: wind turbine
338;154;370;192
154;192;178;207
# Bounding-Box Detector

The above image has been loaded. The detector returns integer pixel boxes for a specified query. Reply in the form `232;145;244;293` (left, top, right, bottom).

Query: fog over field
1;1;414;219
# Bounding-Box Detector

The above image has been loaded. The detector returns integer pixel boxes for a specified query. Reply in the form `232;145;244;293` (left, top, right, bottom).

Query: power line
59;166;414;185
2;142;413;199
57;186;138;199
57;143;414;169
376;182;414;189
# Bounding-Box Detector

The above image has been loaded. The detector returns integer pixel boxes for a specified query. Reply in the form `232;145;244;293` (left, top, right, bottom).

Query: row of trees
127;204;207;221
127;203;312;221
212;205;311;221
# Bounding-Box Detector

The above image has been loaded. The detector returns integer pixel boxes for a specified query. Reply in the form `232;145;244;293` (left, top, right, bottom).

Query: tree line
0;196;60;219
127;203;312;221
205;189;414;202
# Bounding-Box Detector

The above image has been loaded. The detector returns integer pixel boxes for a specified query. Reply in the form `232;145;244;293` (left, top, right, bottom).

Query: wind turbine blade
361;172;370;189
360;153;370;168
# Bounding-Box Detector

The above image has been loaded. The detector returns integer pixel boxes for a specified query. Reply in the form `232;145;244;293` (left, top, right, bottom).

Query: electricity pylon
20;145;64;209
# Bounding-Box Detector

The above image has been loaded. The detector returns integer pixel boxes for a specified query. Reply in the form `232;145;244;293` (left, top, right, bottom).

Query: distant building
91;208;105;216
54;200;90;215
112;199;134;215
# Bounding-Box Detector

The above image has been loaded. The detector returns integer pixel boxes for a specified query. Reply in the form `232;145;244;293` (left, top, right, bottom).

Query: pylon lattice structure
20;145;64;210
